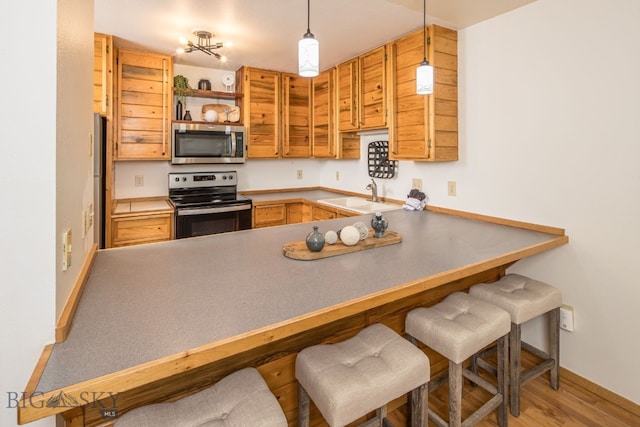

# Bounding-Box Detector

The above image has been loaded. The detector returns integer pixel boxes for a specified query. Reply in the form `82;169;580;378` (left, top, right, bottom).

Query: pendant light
298;0;319;77
416;0;433;94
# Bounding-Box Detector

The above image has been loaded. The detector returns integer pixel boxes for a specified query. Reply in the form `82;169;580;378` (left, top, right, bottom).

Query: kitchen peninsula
19;208;568;426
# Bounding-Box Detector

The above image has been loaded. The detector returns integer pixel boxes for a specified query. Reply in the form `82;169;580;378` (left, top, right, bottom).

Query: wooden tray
283;230;402;260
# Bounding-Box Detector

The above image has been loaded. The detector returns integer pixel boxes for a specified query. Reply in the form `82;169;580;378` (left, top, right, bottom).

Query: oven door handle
176;203;252;216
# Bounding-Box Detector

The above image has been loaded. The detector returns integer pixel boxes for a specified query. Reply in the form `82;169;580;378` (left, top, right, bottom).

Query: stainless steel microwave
171;123;245;164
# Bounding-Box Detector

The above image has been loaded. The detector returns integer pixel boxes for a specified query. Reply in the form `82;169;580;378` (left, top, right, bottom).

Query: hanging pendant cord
422;0;427;62
307;0;311;33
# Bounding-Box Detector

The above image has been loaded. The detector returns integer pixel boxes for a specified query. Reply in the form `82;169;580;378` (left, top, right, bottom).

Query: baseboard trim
55;244;98;342
561;366;640;417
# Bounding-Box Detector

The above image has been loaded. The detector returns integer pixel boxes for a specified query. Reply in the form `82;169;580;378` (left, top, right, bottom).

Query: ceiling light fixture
416;0;433;95
177;30;231;62
298;0;319;77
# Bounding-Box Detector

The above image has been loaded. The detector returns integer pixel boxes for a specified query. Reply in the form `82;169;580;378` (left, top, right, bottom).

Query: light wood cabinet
111;199;174;247
93;33;113;115
311;205;338;221
388;25;458;161
358;46;388;130
337;58;359;132
253;203;288;228
115;49;172;160
253;200;357;228
282;72;312;157
111;212;173;247
286;202;305;224
239;67;311;159
337;46;388;133
311;68;336;158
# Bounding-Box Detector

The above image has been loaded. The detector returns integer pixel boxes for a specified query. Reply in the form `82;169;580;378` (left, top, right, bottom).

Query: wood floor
386;360;640;427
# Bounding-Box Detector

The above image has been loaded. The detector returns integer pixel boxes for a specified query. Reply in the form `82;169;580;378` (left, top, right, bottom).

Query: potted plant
173;75;192;108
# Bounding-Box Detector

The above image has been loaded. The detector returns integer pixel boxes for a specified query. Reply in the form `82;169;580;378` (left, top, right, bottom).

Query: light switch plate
62;228;72;271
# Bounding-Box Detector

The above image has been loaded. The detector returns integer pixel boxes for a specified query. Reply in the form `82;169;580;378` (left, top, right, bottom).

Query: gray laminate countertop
36;208;564;393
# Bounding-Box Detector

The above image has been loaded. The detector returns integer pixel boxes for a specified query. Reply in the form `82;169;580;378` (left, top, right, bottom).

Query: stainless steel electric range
168;171;252;239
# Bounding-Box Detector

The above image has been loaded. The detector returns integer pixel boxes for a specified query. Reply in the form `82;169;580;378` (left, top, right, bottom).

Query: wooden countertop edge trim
426;205;566;236
55;244;98;343
17;235;568;424
22;344;54;398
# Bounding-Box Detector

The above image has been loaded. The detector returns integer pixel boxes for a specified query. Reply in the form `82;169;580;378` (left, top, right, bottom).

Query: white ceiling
95;0;537;73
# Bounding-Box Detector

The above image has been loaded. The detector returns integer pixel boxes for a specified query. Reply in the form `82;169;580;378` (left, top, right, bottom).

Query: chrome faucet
366;179;378;202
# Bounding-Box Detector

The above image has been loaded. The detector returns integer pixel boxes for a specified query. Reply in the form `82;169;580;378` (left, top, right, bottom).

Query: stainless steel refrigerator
93;113;107;249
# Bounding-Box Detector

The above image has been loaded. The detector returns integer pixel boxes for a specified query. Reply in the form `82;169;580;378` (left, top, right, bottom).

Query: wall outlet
412;178;422;191
297;170;303;180
336;171;340;181
448;181;457;196
560;304;575;332
134;175;144;187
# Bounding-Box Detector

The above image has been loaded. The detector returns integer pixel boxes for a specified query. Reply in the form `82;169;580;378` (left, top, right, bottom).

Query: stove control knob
182;177;187;181
222;175;227;180
174;177;180;182
212;175;216;180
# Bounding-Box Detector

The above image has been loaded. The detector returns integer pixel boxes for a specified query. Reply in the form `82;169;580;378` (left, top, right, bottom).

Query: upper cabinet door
115;49;172;161
358;46;387;130
337;58;359;132
93;33;113;116
282;72;311;158
312;68;336;158
388;25;458;161
241;67;281;158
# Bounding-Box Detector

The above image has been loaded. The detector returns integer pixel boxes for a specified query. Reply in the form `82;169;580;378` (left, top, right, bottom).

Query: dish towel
403;189;427;211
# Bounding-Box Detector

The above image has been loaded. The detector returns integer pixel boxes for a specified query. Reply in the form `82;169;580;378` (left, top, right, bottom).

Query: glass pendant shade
416;60;433;95
298;32;319;77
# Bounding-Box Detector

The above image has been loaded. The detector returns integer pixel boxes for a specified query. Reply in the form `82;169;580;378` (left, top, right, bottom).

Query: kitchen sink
318;196;403;214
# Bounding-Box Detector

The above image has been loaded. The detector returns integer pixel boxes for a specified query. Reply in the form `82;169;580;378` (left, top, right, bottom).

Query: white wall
0;0;94;426
115;0;640;404
0;2;57;427
456;0;640;403
56;0;96;318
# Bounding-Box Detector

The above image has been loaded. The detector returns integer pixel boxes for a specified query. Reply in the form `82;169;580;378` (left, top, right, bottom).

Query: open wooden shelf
173;89;243;100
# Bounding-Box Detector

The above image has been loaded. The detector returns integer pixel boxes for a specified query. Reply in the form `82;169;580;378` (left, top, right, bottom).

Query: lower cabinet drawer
253;204;287;228
112;214;173;247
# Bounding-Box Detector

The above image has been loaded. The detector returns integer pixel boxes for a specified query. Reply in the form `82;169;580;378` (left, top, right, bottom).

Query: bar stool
295;323;430;427
469;273;562;416
114;367;287;427
405;292;511;427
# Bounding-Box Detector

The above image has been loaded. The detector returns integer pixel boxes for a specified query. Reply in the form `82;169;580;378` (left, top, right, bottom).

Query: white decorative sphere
339;226;360;246
204;110;218;122
325;230;338;245
352;221;368;240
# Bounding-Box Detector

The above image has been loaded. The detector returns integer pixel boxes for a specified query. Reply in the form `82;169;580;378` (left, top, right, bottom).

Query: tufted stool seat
114;367;287;427
295;323;430;427
470;273;562;416
406;292;511;427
